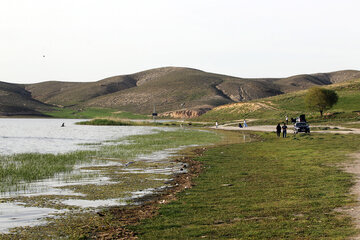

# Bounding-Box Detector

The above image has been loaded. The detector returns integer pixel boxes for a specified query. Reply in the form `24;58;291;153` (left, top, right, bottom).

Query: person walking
215;121;218;129
276;123;281;137
243;119;248;127
285;116;288;124
282;123;287;138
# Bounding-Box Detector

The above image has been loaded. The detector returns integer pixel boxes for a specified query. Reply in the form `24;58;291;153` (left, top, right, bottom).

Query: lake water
0;118;185;234
0;118;163;155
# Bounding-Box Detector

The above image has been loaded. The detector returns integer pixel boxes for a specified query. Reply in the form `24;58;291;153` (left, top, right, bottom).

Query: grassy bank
132;132;360;239
77;118;133;126
77;118;209;127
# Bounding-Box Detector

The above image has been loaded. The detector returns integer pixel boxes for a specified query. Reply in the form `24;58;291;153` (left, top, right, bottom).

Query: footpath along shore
212;124;360;134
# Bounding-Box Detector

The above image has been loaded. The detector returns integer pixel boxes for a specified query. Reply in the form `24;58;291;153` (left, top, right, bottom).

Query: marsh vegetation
0;119;219;236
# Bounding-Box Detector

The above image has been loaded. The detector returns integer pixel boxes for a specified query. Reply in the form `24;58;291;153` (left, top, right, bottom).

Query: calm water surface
0;118;162;155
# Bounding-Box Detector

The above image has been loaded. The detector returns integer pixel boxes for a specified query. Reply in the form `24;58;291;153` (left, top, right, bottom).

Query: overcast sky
1;0;360;83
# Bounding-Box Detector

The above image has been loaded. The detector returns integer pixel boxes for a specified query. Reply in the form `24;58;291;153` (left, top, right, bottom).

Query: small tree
305;87;338;117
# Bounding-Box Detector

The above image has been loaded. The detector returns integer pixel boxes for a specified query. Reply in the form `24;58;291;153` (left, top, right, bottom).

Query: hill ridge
1;67;359;117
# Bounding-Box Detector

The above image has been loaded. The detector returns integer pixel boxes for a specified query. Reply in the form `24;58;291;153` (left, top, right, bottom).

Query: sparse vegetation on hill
196;79;360;124
1;67;360;117
45;107;149;119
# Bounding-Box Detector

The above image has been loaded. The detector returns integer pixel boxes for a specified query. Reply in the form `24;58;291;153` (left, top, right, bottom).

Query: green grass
45;107;149;119
344;122;360;129
77;118;210;127
132;132;360;239
0;129;219;193
333;91;360;112
77;118;133;126
0;151;93;192
97;129;220;160
196;79;360;125
2;130;360;239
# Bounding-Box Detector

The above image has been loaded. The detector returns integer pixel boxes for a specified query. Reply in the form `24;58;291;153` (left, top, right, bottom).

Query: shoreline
92;147;208;239
90;130;252;238
0;126;219;238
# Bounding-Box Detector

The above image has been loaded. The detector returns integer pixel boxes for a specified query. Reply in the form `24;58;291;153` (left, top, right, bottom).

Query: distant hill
0;81;52;116
1;67;360;117
196;78;360;123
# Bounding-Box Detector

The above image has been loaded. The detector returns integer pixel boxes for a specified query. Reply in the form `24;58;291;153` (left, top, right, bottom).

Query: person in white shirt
243;119;248;127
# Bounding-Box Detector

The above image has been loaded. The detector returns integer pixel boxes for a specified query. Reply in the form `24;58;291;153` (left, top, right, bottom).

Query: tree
305;87;338;117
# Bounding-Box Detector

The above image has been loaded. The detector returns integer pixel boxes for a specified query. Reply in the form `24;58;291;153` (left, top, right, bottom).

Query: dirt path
212;124;360;134
311;125;360;134
341;153;360;240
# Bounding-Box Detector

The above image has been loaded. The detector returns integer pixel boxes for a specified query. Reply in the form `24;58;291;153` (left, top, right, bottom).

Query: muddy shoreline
90;147;207;239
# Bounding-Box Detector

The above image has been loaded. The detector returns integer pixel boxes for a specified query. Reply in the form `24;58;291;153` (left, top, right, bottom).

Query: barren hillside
0;81;52;116
1;67;359;117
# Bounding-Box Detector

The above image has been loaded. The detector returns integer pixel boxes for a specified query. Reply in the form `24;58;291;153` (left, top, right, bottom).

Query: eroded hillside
0;81;52;116
1;67;359;117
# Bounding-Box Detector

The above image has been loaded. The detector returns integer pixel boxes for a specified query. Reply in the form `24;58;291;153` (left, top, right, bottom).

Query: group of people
276;115;290;138
214;116;291;138
276;123;287;138
214;115;298;138
238;119;248;128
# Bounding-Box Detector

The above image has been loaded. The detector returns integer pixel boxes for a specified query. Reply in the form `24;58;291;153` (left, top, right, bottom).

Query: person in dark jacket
276;123;281;137
282;123;288;138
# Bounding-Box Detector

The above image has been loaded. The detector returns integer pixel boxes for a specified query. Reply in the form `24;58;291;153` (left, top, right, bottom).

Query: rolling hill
0;81;52;116
1;67;360;117
196;78;360;123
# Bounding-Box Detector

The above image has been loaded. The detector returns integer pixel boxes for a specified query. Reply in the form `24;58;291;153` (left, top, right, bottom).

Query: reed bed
0;129;219;193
